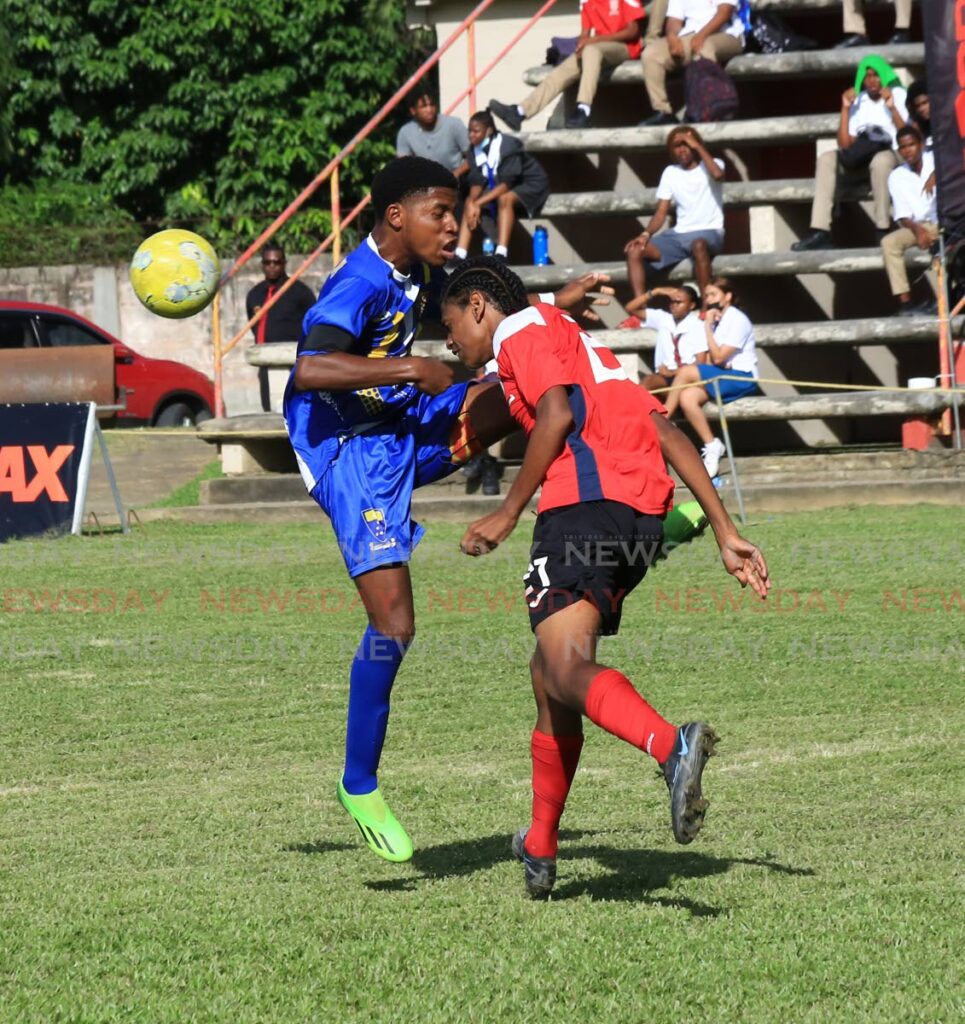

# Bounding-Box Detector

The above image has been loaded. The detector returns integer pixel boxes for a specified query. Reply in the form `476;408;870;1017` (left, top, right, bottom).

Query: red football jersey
581;0;645;60
495;304;675;516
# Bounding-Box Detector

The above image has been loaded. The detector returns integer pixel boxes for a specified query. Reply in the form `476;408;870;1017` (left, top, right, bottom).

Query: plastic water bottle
482;236;495;256
533;225;549;266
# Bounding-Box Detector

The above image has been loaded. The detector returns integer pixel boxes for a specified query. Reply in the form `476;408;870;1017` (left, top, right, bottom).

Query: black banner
0;403;94;543
923;0;965;249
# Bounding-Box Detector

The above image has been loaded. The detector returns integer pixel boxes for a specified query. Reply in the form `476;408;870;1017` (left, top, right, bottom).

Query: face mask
479;136;491;152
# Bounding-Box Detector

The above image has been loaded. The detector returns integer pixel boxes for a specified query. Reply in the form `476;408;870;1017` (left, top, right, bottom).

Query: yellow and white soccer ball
129;229;220;318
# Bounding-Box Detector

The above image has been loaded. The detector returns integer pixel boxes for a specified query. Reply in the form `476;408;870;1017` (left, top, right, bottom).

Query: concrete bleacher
511;247;933;289
543;178;865;217
521;114;839;154
522;43;924;89
201;3;958;490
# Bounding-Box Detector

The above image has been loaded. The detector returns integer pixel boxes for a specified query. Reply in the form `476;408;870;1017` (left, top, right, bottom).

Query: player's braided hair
442;255;529;315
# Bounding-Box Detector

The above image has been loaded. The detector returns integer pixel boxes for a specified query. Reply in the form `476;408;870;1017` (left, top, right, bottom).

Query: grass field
1;506;962;1023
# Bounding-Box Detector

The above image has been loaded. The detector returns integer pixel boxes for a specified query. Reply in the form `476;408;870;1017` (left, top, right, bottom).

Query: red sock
525;730;584;859
584;668;677;764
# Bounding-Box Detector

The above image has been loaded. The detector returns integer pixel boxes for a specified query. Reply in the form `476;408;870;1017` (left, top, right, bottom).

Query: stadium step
521;43;924;90
246;316;953;373
195;450;963;508
540;178;868;218
519;114;839;155
509;247;933;290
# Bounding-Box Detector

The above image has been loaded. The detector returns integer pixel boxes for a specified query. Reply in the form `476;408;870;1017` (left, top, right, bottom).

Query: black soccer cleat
511;827;556;899
662;722;719;844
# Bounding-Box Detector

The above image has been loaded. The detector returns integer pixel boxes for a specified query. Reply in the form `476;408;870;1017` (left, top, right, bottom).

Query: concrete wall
0;257;332;416
408;0;578;131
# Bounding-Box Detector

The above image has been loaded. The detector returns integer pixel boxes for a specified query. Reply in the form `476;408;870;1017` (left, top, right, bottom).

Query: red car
0;301;215;426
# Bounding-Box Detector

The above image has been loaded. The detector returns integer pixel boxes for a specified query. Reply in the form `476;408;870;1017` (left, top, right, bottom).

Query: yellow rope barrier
650;375;965;397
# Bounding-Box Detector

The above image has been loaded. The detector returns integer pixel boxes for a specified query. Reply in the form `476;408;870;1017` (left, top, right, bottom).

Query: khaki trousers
810;147;897;231
842;0;911;34
645;0;668;41
521;40;628;115
881;221;938;295
642;33;743;114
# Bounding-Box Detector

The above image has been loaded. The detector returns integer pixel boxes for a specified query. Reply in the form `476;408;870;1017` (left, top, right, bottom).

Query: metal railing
211;0;563;416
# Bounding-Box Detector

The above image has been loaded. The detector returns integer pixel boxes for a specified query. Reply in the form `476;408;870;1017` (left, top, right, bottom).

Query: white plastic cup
907;376;937;389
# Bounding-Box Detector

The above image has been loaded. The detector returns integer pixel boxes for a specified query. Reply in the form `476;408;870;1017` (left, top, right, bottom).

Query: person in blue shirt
284;156;610;863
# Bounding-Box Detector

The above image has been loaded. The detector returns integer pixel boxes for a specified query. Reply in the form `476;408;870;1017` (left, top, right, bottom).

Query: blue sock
342;625;409;795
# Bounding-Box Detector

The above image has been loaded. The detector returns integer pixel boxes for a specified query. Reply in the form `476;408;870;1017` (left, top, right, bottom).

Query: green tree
3;0;423;254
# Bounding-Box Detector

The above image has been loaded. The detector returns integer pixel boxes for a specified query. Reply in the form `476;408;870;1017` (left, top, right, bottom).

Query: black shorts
523;500;664;636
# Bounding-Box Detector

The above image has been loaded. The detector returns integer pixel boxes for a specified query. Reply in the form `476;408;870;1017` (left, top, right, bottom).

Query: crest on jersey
362;507;387;540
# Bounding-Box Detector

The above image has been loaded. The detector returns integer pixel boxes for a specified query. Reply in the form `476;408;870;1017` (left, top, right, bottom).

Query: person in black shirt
246;244;316;411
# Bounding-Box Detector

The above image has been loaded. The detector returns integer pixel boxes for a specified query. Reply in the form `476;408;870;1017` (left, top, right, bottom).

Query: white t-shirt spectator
698;305;757;374
666;0;744;40
888;151;937;223
642;308;705;370
656;159;725;233
848;88;909;147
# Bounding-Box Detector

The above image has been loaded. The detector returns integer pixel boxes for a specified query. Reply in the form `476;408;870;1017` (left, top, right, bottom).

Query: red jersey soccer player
441;257;770;899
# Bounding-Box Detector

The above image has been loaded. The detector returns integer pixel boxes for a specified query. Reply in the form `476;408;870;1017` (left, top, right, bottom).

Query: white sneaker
701;438;726;478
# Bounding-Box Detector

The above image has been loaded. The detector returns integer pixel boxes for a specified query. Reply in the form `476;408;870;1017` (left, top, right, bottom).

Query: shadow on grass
362;831;812;913
284;840;356;855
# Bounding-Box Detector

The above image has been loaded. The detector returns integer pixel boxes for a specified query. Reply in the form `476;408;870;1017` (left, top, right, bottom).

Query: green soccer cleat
337;780;413;863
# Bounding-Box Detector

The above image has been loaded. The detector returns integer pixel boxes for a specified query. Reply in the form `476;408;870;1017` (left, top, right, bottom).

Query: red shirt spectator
582;0;645;59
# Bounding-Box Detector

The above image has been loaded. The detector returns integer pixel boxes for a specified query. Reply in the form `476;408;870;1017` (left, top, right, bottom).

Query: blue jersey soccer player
284;157;609;863
440;257;770;898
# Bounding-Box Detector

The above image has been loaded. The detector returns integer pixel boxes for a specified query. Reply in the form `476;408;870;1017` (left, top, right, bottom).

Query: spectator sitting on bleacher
623;284;706;391
663;276;757;478
622;126;724;319
640;0;744;127
836;0;911;49
881;126;938;318
454;111;550;262
396;89;470;180
906;79;930;151
792;56;908;252
488;0;644;132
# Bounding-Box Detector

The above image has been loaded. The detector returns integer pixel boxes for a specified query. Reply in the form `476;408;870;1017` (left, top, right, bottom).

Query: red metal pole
222;0;498;285
443;0;561;115
467;22;477;115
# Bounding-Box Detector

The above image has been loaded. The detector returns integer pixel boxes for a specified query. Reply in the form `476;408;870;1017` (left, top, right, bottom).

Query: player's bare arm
293;351;454;395
460;385;573;556
650;411;771;598
549;272;614;323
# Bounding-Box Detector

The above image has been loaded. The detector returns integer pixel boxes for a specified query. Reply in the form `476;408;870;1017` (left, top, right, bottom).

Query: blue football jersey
284;235;446;489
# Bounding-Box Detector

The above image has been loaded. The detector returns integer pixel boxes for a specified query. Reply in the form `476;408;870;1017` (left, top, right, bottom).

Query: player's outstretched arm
650;411;771;599
539;272;615;324
293;352;453;395
460;385;574;557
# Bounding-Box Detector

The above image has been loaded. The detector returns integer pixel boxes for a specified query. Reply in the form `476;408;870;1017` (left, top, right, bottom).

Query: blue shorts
648;229;724;271
698;364;757;403
311;382;476;577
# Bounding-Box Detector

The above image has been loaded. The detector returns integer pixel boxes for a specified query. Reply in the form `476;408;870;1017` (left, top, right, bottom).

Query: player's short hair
468;110;496;133
896;124;922;144
442;255;529;316
407;85;437;108
371;157;458;218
